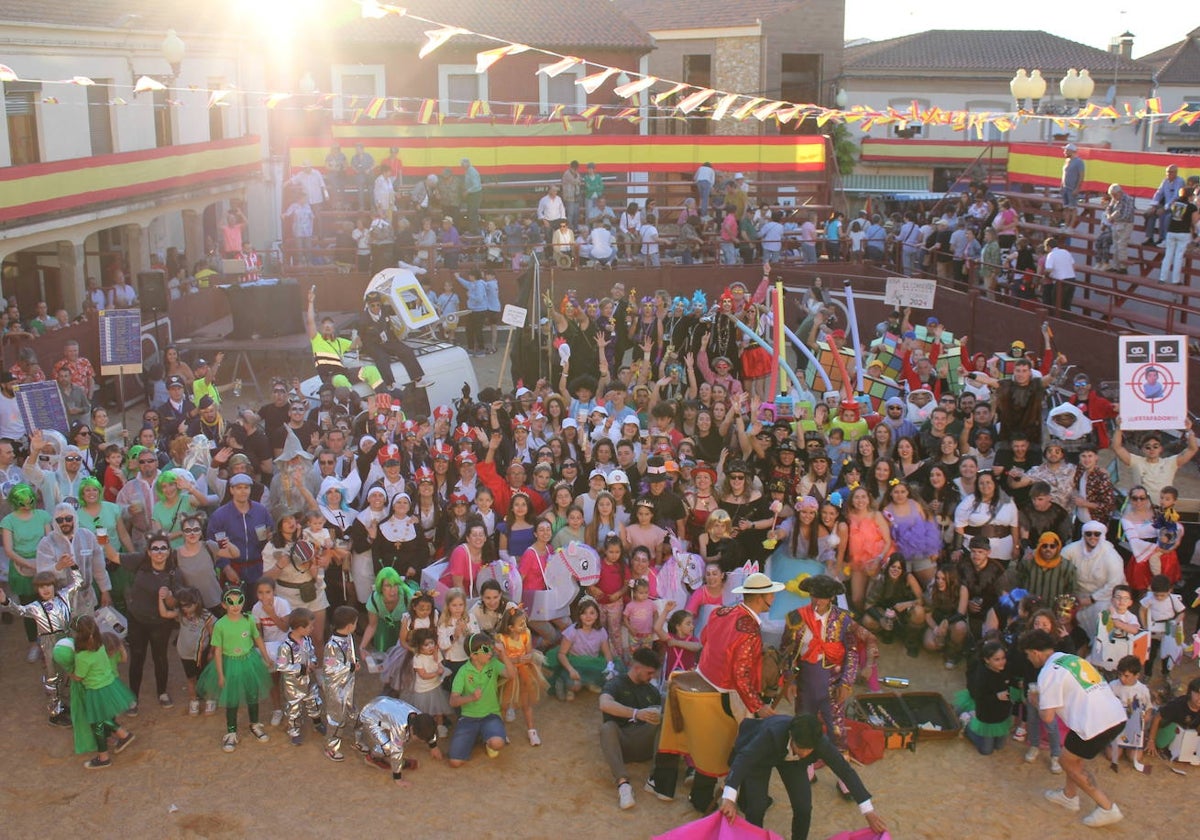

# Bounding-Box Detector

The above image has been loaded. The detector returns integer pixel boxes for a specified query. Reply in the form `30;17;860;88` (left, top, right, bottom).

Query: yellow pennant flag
1145;97;1162;114
580;104;601;119
417;98;435;124
561;114;571;132
549;104;565;121
265;93;291;109
511;103;525;125
365;97;386;119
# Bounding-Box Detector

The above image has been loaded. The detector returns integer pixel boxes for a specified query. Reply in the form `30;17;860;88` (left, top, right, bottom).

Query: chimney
1118;31;1134;59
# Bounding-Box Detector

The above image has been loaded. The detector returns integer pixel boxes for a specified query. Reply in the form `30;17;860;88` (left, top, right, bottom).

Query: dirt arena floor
1;620;1194;840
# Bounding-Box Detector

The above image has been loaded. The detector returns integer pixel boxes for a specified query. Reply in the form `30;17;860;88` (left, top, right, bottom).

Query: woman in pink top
518;519;567;647
620;498;668;564
439;521;488;596
685;561;726;615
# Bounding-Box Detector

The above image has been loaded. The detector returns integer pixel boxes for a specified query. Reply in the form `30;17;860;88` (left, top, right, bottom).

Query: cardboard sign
884;276;937;309
98;309;144;374
1119;335;1188;431
501;304;528;328
14;380;69;436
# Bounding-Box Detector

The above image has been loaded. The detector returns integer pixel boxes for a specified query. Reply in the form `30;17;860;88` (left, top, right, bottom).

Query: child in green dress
71;615;136;769
196;587;274;752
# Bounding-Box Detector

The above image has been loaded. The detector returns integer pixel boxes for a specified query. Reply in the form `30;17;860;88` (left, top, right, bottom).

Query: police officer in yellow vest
306;286;355;385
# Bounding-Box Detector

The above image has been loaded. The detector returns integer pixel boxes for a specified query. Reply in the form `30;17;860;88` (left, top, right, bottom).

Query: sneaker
1081;804;1124;827
204;700;217;716
505;706;516;722
291;734;303;747
618;782;635;810
1024;746;1039;763
1013;725;1027;742
48;711;72;728
313;718;328;736
158;692;174;709
1050;756;1063;775
249;723;269;743
437;724;449;739
126;703;139;717
270;709;284;727
528;729;541;747
325;748;345;762
188;699;200;716
222;732;239;753
113;732;136;754
485;745;500;759
84;757;112;770
413;377;436;389
1044;788;1080;812
26;644;41;663
365;753;390;771
566;690;576;702
644;779;673;802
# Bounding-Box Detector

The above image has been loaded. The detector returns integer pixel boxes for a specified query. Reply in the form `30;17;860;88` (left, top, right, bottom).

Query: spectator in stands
283;195;315;267
369;210;395;275
678;215;703;266
373;165;396;219
1144;164;1185;246
552;220;576;270
1101;184;1135;273
289;162;329;239
798;213;818;264
865;214;888;263
1042;237;1077;311
440;216;462;270
583;162;604;223
588;221;616;269
537;185;566;235
1060;143;1084;229
56;364;90;422
759;210;784;265
618;202;643;262
462;158;483;234
640;215;661;268
350;144;374;212
694;161;715;217
53;341;95;396
1160;186;1197;286
219;207;247;258
27;301;54;336
588;196;616;228
562;160;582;229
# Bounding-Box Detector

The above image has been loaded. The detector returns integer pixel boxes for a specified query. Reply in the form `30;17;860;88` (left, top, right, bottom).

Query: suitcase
848;691;960;751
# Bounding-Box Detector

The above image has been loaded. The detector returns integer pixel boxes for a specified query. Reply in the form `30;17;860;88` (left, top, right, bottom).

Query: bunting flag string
0;0;1197;136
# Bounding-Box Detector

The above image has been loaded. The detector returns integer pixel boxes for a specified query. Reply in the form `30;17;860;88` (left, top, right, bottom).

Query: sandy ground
14;348;1193;838
1;619;1195;840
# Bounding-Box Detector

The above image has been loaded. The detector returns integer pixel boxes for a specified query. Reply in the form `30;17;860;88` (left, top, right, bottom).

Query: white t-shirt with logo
1037;652;1126;740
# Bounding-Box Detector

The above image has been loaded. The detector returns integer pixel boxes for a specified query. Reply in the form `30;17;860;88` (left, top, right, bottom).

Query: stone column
56;240;86;317
182;208;204;267
123;223;148;278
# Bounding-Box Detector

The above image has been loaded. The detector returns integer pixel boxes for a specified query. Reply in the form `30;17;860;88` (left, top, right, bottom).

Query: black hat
798;574;845;599
803;431;825;444
198;395;215;409
776;439;799;453
968;535;991;551
166;374;184;388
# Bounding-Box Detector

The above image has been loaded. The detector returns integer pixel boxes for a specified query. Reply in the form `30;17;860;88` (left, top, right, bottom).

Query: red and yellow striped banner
0;136;261;224
289;132;825;176
1007;143;1200;199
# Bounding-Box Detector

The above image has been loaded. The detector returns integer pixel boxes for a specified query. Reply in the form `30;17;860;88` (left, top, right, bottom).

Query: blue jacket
456;275;489;312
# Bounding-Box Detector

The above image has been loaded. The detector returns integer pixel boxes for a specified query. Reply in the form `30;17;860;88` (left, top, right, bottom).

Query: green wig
7;483;36;510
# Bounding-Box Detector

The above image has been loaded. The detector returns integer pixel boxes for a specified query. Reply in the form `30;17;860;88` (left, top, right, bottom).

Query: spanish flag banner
417;99;436;124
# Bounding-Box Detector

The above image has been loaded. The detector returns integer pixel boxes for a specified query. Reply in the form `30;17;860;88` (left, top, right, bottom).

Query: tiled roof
0;0;238;36
336;0;653;51
1140;30;1200;84
613;0;804;31
844;30;1153;78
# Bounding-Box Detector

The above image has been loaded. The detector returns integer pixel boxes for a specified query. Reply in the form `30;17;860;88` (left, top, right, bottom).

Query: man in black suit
718;714;887;840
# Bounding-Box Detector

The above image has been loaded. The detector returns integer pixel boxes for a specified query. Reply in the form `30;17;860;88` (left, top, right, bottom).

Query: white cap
515;387;533;398
1064;143;1077;152
607;469;629;486
734;172;745;179
590;468;607;481
592;405;609;416
562;418;578;429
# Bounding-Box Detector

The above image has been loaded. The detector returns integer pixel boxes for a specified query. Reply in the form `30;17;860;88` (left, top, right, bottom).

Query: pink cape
653;812;784;840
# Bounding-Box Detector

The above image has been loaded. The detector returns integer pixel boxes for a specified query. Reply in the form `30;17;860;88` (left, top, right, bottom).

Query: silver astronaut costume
323;631;359;754
274;634;324;737
356;696;437;777
0;569;81;717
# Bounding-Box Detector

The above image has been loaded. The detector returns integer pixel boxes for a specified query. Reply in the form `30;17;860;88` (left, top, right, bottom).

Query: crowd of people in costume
2;268;1198;837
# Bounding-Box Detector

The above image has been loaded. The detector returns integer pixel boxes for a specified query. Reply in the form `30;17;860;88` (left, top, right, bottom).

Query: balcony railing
0;136;262;228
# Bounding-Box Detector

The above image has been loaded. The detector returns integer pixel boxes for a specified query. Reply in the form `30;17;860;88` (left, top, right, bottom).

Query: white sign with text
1118;335;1188;430
884;276;937;309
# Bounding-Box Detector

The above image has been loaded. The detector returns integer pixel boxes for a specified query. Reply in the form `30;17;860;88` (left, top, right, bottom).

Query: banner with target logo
1118;335;1188;431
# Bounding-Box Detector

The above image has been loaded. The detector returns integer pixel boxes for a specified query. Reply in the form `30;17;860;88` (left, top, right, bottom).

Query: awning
837;173;929;193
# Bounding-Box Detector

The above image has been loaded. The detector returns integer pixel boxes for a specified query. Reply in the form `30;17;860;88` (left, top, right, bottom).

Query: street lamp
161;29;185;82
835;88;847;109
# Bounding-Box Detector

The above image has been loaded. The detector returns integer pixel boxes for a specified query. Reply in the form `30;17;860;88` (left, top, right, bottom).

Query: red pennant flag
417;99;435;124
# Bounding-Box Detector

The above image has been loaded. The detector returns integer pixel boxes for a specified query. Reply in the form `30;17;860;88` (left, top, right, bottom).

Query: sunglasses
383;459;401;467
1130;495;1149;501
64;456;81;463
38;454;51;461
472;644;493;655
729;474;746;480
149;545;170;553
319;459;335;465
182;527;202;534
54;516;74;524
562;462;578;468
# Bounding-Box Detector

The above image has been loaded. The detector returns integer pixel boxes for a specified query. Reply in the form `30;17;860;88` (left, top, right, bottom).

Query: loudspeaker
137;270;168;312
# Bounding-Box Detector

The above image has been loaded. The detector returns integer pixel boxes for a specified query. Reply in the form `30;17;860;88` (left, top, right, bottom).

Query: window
537;64;585;115
332;65;385;120
965;100;1007;143
4;81;41;165
87;80;114;155
683;55;711;87
152;88;174;148
438;64;487;117
887;98;928;139
207;78;226;142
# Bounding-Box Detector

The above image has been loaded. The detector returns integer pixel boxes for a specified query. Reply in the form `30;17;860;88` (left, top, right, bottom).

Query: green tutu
543;647;621;692
196;652;272;708
8;565;33;599
953;688;1013;738
81;678;137;725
